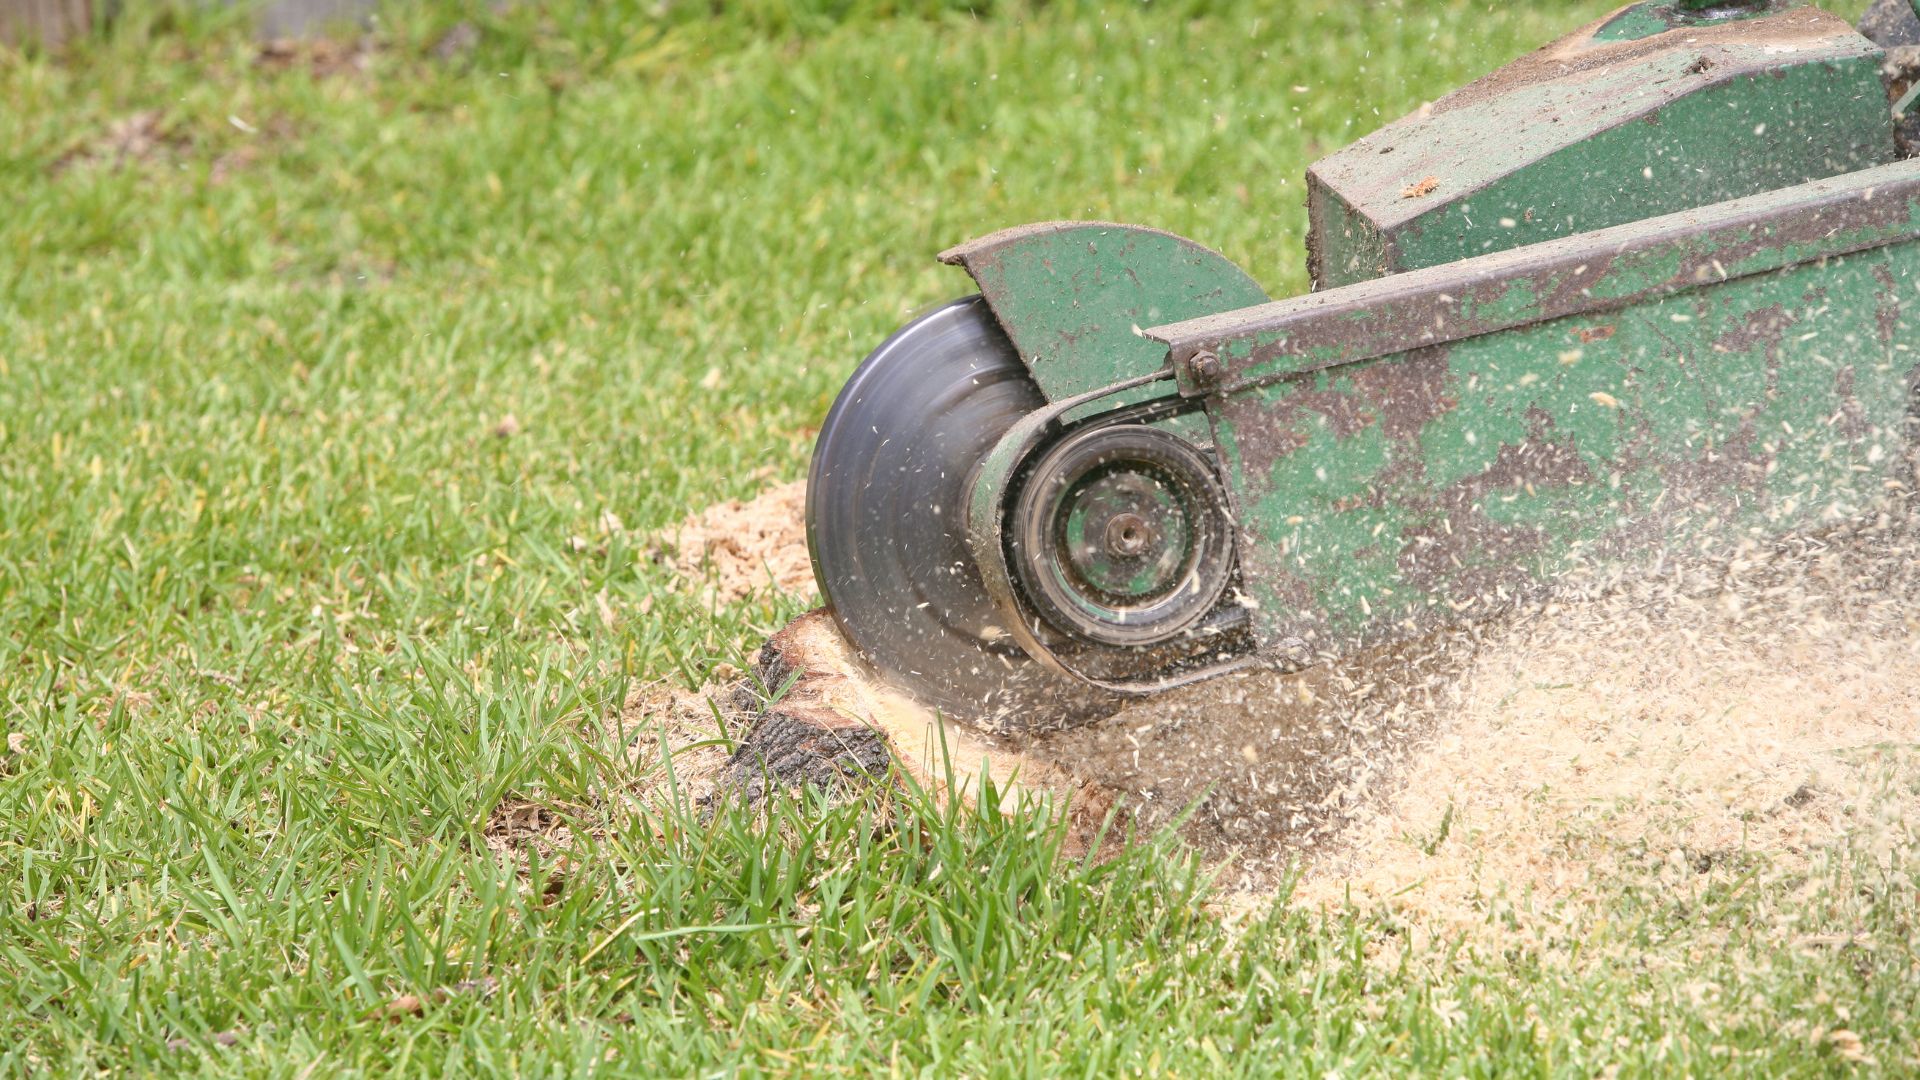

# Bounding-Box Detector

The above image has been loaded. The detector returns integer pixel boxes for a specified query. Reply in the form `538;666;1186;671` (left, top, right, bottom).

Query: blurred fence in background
0;0;378;44
0;0;92;45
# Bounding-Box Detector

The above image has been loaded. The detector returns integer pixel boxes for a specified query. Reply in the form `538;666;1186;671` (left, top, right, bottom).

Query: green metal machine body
1307;1;1895;286
1160;164;1920;657
808;0;1920;728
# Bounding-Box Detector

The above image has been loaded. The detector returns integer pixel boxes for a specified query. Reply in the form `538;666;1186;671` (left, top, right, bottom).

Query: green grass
1;0;1913;1074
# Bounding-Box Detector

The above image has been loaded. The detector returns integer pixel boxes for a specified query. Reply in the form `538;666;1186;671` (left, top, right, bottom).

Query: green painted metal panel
1204;200;1919;656
1590;4;1681;43
1387;57;1893;274
939;222;1269;403
1154;162;1920;392
1307;3;1894;287
1592;0;1791;43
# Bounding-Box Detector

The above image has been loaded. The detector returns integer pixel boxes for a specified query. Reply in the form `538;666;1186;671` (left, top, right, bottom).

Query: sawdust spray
651;481;1920;932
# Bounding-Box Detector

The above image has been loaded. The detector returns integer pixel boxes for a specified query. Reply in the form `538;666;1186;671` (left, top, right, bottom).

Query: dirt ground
643;482;1920;939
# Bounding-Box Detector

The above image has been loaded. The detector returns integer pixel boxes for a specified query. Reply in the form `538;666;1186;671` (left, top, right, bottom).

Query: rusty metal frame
1151;160;1920;396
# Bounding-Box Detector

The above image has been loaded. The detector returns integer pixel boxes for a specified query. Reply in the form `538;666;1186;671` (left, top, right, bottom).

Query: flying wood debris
637;483;1920;943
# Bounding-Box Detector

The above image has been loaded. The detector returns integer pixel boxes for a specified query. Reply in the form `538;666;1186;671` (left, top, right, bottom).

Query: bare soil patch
254;36;378;79
52;110;189;174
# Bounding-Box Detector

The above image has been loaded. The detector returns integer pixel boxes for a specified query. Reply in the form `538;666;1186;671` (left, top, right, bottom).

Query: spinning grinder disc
806;297;1113;730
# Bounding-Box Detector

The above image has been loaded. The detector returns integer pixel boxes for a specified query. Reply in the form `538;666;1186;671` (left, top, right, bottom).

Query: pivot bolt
1188;350;1223;388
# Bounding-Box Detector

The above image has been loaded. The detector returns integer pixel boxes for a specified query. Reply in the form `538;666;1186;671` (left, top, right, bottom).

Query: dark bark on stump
711;610;895;804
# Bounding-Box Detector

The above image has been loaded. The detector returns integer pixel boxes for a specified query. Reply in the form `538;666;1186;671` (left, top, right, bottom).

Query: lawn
2;0;1915;1075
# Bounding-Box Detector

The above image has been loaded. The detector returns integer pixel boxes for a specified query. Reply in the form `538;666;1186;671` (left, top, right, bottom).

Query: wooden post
258;0;377;39
0;0;382;46
0;0;92;48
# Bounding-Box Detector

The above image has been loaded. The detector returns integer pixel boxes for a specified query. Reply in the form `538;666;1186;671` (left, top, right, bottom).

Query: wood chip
653;480;812;605
1401;175;1440;198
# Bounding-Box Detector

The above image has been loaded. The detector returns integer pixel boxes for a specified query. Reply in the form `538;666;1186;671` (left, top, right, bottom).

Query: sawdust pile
614;676;749;799
1287;525;1920;933
653;480;815;606
484;675;748;861
1028;520;1920;923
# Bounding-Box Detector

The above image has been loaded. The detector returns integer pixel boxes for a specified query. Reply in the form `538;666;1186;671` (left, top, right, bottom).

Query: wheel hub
1010;424;1235;649
1102;512;1156;559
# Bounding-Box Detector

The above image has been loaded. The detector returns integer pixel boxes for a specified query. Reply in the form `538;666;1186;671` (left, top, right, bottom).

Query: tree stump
713;609;1113;846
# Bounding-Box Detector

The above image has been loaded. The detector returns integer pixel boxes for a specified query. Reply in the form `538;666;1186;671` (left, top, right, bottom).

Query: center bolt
1104;512;1154;558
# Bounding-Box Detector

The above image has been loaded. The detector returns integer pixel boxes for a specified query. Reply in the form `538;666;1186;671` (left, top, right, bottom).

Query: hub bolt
1105;512;1155;557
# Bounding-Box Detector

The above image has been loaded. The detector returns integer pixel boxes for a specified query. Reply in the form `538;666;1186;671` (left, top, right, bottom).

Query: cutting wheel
806;296;1112;729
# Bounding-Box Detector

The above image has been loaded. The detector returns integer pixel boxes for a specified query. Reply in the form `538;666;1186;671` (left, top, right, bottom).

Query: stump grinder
806;0;1920;731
